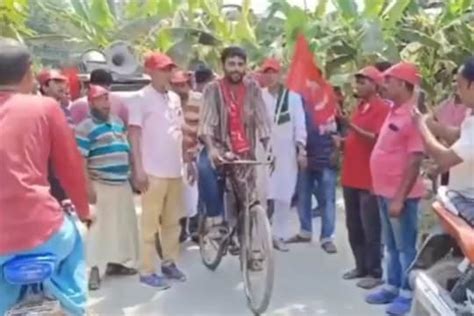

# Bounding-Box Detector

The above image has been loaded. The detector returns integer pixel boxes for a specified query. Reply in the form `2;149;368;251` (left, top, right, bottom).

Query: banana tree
0;0;35;41
397;0;474;104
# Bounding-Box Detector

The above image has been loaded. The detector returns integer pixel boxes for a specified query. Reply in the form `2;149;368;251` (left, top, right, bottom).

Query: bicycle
198;159;275;315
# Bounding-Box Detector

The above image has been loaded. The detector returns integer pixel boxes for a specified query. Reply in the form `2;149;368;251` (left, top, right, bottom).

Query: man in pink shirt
128;52;185;289
69;68;129;125
366;62;425;316
0;38;92;315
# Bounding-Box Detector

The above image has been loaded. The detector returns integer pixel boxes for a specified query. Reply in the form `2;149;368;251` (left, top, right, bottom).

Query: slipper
286;234;312;244
88;267;101;291
106;263;138;276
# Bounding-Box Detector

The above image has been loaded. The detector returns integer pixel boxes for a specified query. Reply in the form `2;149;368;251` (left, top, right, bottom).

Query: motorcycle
3;253;63;315
409;193;474;316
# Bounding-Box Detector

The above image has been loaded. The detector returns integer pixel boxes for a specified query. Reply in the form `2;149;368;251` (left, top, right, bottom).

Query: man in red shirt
37;68;71;110
366;62;425;316
339;66;390;289
0;38;92;315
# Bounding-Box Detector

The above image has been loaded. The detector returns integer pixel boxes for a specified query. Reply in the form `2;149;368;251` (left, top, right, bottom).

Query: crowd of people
0;35;473;316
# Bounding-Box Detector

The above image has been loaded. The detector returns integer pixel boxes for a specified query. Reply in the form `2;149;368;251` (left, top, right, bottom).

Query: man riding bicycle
198;46;272;235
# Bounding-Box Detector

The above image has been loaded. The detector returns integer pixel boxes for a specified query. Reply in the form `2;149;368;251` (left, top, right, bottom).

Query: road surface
88;197;385;316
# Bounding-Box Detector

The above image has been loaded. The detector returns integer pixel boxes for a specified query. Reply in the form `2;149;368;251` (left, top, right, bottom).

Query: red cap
261;58;281;72
144;52;176;71
37;69;67;86
384;62;421;86
87;85;108;102
171;70;191;84
356;66;383;85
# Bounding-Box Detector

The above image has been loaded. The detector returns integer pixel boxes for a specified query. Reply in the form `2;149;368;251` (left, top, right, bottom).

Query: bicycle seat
3;253;56;285
433;201;474;263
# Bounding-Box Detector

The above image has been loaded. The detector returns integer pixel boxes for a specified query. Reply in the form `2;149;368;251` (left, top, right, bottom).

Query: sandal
106;263;138;276
286;234;312;244
88;267;101;291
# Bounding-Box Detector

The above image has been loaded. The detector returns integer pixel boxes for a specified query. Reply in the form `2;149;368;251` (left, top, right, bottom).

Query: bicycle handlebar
221;160;271;166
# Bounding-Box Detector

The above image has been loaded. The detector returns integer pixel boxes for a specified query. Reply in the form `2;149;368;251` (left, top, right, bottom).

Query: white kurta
262;88;307;203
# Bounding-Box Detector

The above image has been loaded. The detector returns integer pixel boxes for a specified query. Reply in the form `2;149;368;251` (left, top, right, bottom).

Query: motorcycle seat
3;253;57;285
433;201;474;262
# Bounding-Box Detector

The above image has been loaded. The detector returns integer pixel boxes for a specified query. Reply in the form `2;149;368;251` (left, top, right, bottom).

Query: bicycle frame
220;160;270;253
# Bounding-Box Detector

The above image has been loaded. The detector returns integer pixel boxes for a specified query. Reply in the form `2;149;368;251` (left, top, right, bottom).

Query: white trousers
272;200;293;240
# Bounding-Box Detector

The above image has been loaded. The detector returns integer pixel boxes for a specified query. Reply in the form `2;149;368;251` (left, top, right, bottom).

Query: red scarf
219;79;250;154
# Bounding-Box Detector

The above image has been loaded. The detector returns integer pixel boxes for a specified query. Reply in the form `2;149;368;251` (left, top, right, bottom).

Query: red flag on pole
61;67;81;101
286;34;337;125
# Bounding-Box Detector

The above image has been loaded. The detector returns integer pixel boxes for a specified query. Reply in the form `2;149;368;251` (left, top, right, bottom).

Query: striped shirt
199;77;271;156
183;91;202;162
75;115;131;184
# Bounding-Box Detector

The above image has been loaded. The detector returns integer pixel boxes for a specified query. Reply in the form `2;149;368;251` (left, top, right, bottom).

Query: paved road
89;198;385;316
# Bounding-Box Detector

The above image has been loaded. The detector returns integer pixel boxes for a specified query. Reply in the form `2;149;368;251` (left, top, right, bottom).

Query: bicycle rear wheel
241;203;274;315
198;212;225;271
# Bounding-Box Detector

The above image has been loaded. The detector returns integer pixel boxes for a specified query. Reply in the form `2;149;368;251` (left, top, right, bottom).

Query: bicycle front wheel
198;212;225;271
241;203;274;315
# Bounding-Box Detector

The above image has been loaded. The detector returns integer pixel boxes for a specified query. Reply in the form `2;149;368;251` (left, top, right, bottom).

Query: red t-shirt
341;96;390;190
0;93;90;254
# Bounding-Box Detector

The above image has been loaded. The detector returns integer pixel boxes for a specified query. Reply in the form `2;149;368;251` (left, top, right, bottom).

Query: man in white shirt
128;52;185;289
414;57;474;200
260;58;307;252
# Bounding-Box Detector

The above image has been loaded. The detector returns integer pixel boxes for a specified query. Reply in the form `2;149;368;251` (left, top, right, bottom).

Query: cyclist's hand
223;151;239;161
132;169;149;193
209;148;225;166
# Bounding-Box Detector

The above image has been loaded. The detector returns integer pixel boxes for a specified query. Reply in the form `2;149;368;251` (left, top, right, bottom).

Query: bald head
0;38;32;86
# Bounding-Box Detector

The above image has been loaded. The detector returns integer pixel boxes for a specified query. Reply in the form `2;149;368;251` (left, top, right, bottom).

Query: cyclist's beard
225;71;244;84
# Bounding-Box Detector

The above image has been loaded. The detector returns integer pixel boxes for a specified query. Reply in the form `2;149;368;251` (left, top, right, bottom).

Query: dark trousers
343;187;382;278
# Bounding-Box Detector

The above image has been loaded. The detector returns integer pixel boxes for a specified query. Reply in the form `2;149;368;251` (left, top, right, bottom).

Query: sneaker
365;289;398;305
273;238;289;252
386;297;412;315
357;277;383;290
139;274;171;290
162;263;187;282
342;269;367;280
321;241;337;254
88;267;101;291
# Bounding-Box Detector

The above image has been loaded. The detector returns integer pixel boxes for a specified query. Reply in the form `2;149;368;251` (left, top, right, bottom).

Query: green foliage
0;0;34;41
3;0;472;104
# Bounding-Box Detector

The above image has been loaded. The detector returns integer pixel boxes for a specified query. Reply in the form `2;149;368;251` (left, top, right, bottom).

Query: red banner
286;34;337;125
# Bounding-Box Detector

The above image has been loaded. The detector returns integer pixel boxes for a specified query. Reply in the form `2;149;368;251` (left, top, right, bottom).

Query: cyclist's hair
374;61;393;72
221;46;247;64
90;69;113;86
460;56;474;85
0;38;31;86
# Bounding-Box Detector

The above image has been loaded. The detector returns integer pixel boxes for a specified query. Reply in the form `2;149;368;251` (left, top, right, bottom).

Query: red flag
286;34;337;125
61;67;81;101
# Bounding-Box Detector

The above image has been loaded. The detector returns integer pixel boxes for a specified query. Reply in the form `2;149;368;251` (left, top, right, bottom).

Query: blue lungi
0;215;87;315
